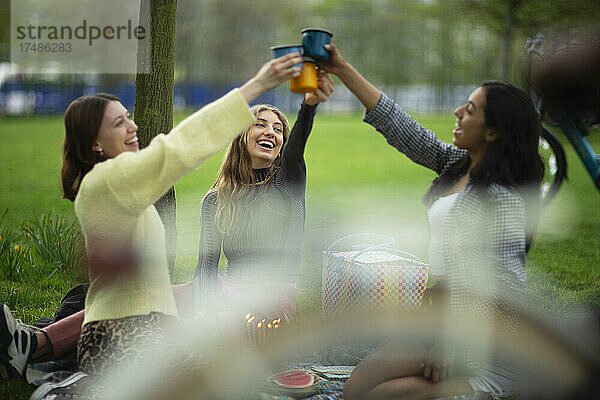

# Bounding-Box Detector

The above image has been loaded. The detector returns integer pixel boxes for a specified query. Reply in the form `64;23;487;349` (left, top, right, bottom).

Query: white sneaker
30;372;95;400
0;303;35;380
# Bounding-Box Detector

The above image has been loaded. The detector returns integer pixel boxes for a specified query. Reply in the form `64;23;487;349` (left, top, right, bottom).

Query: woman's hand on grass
240;53;302;103
305;71;334;106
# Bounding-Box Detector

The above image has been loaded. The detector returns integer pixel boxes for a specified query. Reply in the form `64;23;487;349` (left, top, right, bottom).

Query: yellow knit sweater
74;89;255;325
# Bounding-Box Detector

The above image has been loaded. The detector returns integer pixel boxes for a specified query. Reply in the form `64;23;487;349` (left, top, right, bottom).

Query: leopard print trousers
77;312;176;376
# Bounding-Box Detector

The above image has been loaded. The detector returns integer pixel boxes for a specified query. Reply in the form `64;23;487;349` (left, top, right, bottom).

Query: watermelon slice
267;369;315;388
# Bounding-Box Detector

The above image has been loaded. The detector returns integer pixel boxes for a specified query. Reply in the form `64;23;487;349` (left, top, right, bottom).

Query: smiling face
245;110;284;169
453;86;496;161
92;101;139;158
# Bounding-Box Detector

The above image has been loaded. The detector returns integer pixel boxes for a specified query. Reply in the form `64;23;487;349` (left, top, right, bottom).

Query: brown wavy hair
61;93;120;201
210;104;290;234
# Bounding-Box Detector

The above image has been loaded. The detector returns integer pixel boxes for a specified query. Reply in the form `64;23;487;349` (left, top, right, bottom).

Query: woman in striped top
194;72;334;319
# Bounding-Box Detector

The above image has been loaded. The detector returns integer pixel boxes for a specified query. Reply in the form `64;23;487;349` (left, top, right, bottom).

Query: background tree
135;0;178;275
0;1;9;62
456;0;600;80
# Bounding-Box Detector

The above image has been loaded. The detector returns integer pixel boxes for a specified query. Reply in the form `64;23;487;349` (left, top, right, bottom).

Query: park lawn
1;111;599;398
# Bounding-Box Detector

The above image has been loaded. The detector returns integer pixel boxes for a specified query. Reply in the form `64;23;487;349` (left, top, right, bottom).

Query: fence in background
0;80;476;116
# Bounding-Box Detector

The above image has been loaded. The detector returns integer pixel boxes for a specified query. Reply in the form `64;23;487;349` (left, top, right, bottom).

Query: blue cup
301;28;333;62
271;45;303;68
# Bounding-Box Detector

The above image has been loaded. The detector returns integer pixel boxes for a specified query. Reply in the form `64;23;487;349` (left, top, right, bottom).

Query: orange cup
289;62;318;94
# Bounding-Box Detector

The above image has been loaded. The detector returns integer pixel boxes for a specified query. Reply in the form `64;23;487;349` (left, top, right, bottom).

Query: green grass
1;111;599;398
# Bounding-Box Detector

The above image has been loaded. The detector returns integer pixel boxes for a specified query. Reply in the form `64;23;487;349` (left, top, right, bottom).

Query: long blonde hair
210;104;290;234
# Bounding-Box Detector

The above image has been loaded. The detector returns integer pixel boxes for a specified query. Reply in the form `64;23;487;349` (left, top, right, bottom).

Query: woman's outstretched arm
279;72;334;192
80;53;304;217
320;43;463;174
319;43;381;111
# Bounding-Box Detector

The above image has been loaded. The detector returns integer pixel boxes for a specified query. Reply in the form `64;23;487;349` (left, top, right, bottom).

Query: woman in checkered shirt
321;44;544;399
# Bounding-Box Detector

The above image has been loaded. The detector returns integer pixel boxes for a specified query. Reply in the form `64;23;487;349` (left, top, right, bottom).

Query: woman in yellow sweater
1;65;333;395
53;53;302;386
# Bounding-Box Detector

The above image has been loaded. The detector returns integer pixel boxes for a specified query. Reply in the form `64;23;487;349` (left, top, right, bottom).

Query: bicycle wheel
539;124;567;203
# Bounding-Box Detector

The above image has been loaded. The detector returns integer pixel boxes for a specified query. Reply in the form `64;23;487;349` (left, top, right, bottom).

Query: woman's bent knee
369;376;425;399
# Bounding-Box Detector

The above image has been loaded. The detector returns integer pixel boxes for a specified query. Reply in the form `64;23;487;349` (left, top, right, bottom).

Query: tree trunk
501;0;521;80
135;0;178;276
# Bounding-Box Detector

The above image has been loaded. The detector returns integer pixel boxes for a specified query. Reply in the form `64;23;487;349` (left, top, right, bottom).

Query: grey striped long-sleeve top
194;102;317;284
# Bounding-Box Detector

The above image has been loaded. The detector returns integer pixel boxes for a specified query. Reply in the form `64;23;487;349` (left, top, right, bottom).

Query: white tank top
427;192;460;278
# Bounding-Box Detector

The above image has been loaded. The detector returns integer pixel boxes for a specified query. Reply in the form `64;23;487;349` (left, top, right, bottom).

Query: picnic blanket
258;380;345;400
259;383;482;400
257;376;482;400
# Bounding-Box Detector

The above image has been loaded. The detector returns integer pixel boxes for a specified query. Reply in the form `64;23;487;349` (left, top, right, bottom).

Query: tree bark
135;0;178;276
501;0;521;80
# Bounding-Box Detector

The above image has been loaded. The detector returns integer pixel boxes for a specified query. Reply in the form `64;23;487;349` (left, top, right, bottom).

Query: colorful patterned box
322;250;429;317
